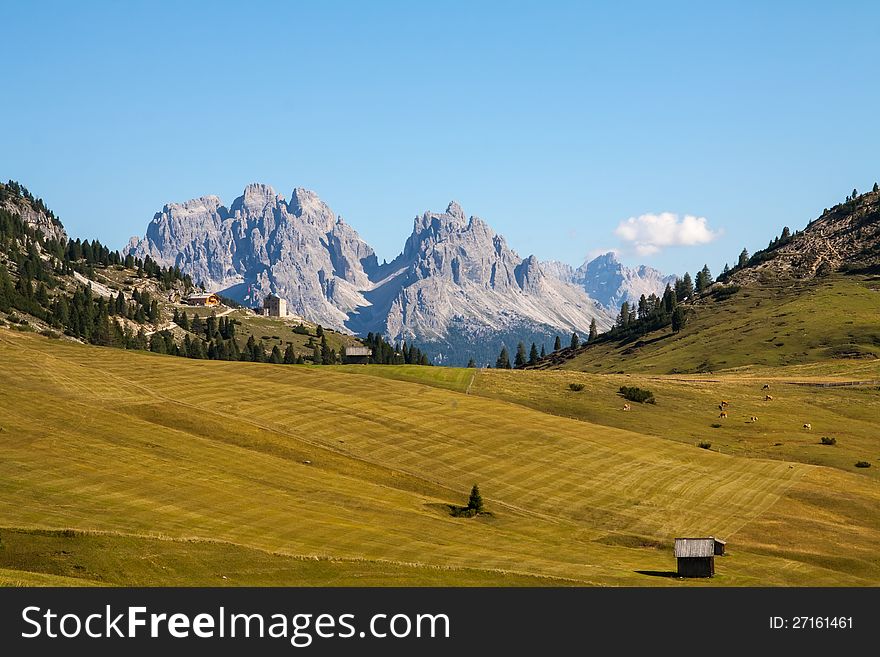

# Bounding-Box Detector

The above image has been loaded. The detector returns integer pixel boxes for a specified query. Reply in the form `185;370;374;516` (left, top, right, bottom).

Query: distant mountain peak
446;200;466;221
544;252;674;310
127;188;614;364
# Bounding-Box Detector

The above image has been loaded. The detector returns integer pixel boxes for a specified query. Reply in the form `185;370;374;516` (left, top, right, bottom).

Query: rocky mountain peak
0;181;68;243
446;200;466;221
288;187;336;229
229;183;279;216
127;189;615;364
543;251;674;311
727;186;880;284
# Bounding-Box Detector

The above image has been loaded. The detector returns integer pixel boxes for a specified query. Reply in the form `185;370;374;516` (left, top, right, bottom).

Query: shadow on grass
635;570;680;578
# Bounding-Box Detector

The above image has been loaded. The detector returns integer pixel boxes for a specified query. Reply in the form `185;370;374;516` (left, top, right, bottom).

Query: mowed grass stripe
1;331;876;585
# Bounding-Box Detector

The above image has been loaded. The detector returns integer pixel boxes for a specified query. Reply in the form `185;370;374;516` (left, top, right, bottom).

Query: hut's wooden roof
674;537;716;558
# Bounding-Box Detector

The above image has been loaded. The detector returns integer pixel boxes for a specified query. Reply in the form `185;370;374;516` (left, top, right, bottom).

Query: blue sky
2;1;878;277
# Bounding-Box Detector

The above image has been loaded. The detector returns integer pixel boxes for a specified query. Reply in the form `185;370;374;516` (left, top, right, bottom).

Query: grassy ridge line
1;330;876;585
559;276;880;374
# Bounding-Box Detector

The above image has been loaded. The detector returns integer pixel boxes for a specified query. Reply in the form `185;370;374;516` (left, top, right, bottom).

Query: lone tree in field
467;484;484;513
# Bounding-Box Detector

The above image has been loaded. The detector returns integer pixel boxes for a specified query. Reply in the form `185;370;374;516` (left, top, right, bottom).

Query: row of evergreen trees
361;332;431;365
491;324;597;369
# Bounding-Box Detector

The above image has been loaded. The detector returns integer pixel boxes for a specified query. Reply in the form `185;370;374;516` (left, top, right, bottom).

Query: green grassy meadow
556;274;880;375
1;329;878;586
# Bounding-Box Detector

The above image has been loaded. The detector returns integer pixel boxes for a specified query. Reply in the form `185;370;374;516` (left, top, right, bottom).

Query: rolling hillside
1;329;878;586
537;186;880;375
548;273;880;374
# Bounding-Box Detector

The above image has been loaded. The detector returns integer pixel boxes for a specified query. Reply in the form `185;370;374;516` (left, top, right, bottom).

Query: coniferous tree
553;335;562;351
672;306;687;333
589;317;598;341
320;334;332;364
540;344;546;358
191;314;204;337
270;345;283;364
696;264;712;293
662;283;677;313
738;248;749;268
570;331;580;350
676;273;694;301
528;342;539;366
467;358;477;368
514;341;527;368
617;301;631;328
496;346;511;369
873;182;879;192
283;343;296;364
637;294;648;320
312;345;323;365
467;484;484;513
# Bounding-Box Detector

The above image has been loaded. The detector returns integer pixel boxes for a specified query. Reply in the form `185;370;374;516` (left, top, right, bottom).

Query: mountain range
125;184;674;364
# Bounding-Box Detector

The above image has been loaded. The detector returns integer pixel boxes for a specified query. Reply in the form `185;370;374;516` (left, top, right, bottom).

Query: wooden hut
674;537;726;577
344;346;373;364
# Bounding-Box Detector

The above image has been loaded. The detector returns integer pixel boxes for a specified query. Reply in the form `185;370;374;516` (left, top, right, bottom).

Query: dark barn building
674;537;726;577
343;346;373;364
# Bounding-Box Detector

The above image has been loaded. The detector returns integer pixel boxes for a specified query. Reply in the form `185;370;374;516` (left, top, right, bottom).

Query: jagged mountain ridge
126;184;378;329
126;185;617;363
546;252;676;311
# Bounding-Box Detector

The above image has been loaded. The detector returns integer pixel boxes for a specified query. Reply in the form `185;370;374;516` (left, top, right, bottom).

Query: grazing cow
622;403;631;411
762;384;770;390
749;416;758;422
719;411;728;419
803;423;812;430
720;400;730;407
764;395;774;401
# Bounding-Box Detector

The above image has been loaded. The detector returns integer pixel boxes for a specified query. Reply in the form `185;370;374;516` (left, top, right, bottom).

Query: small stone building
674;537;726;577
263;294;287;317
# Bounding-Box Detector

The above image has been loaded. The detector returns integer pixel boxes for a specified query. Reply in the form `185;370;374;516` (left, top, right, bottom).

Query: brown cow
764;395;774;401
622;403;631;411
762;384;770;390
749;416;758;423
719;411;728;419
803;423;812;430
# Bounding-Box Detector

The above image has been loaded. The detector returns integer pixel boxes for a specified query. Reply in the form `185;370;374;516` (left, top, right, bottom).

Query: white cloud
614;212;720;256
